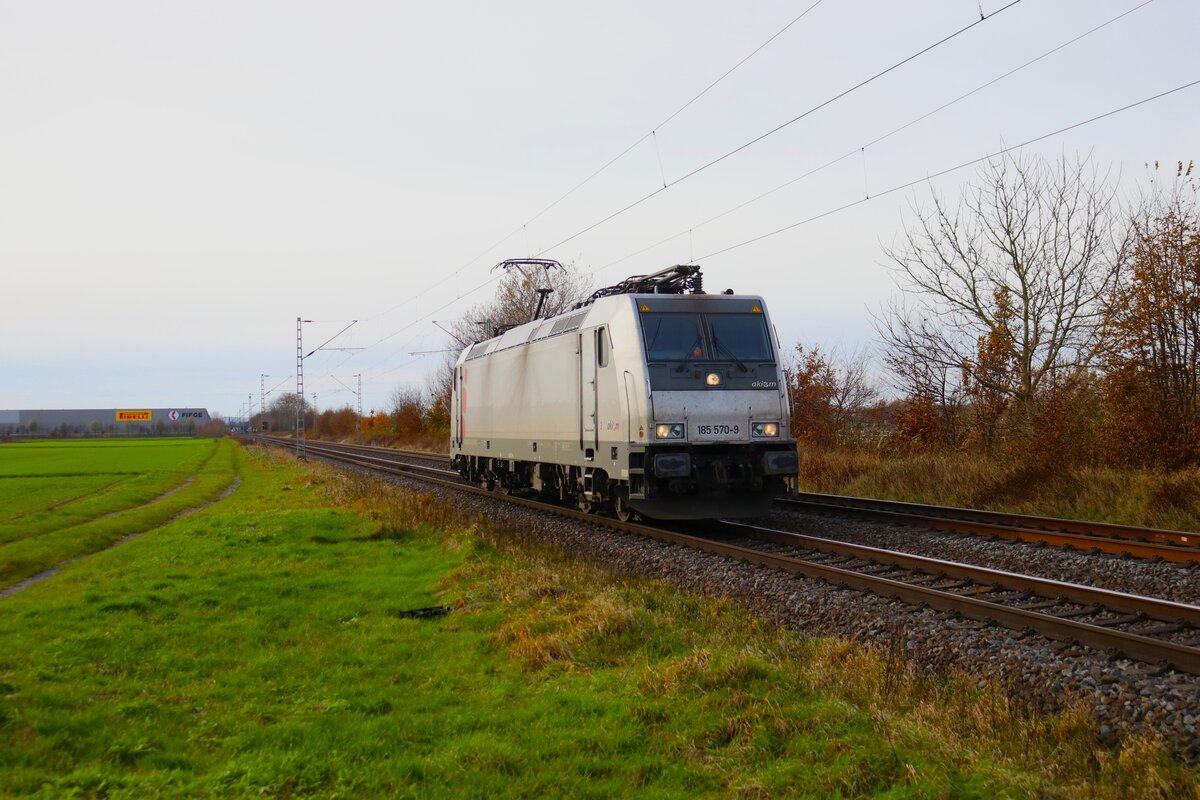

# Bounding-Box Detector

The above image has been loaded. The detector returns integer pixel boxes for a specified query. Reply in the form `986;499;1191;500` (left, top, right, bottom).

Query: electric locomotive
450;264;797;519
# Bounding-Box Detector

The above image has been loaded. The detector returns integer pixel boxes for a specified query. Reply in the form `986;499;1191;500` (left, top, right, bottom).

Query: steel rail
255;435;447;464
255;436;1200;674
709;532;1200;675
720;521;1200;626
287;441;458;479
780;493;1200;563
789;492;1199;547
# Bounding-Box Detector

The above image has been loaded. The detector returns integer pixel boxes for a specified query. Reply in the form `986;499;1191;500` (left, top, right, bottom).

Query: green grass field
0;442;1194;798
0;439;237;587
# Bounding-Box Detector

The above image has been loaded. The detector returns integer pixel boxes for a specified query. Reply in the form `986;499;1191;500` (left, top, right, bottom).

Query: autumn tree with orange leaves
961;288;1016;454
786;344;877;448
1101;162;1200;467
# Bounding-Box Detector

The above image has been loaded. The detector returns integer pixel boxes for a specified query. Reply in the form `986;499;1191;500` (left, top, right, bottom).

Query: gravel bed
300;450;1200;764
761;508;1200;606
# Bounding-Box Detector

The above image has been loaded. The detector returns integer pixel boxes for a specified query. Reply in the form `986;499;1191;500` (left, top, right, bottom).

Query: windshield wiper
712;336;749;373
673;333;705;372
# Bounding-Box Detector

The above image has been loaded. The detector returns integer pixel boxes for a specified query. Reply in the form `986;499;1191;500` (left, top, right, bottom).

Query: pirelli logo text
116;410;152;421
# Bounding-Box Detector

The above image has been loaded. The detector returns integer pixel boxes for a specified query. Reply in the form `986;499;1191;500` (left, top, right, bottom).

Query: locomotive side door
579;329;597;456
594;326;625;469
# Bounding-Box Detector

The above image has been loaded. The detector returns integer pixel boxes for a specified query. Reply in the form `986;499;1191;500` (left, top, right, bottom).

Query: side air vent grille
526;322;552;342
549;311;587;336
466;341;495;360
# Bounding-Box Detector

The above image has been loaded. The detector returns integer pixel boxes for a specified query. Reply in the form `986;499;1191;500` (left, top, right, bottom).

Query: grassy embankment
0;439;238;586
794;447;1200;532
0;441;1196;797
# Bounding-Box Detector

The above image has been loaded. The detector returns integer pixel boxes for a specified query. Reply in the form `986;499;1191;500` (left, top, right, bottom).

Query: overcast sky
2;0;1196;419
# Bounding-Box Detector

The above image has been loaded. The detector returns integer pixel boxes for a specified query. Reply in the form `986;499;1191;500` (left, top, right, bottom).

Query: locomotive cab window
597;327;609;367
640;313;707;361
708;314;773;362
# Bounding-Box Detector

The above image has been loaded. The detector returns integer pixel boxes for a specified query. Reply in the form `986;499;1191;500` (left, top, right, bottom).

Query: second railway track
782;492;1200;563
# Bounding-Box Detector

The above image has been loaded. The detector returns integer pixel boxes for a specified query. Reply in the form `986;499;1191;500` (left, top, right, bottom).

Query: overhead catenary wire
364;76;1199;391
534;0;1026;256
329;82;1192;405
520;0;829;231
696;78;1200;261
306;0;1151;401
303;320;359;359
354;1;828;329
592;0;1157;274
318;0;1005;382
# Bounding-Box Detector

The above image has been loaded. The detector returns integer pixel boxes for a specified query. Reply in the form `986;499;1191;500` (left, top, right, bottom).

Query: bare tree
827;347;879;439
263;392;306;434
877;152;1125;416
450;260;594;347
876;299;967;447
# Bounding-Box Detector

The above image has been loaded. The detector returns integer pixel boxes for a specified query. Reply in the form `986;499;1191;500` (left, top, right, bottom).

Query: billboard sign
115;410;152;421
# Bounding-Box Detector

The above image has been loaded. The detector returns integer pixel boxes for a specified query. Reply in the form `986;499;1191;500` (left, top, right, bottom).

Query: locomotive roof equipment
576;264;705;308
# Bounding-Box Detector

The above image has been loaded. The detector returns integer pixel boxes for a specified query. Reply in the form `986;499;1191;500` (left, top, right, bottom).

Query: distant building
0;408;212;436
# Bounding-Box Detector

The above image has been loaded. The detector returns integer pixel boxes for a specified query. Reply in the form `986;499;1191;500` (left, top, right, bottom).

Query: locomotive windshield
640;314;708;361
709;314;773;361
640;311;775;363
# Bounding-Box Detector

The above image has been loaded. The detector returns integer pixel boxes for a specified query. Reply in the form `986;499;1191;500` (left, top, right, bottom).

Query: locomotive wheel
613;491;637;523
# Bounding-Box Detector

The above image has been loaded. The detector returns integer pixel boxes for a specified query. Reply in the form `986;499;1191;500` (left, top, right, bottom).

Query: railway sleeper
1133;623;1186;636
1091;613;1146;628
930;579;977;591
1010;597;1068;612
856;564;901;576
1054;605;1102;619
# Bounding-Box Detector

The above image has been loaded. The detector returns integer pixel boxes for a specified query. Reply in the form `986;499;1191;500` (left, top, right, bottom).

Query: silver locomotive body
450;289;797;519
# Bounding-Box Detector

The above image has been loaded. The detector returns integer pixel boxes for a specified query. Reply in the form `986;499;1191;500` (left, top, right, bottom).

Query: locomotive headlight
705;372;722;386
752;422;780;438
655;422;685;439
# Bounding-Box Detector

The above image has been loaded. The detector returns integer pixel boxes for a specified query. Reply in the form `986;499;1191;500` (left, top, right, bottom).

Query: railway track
254;435;1200;675
782;493;1200;563
264;437;1200;563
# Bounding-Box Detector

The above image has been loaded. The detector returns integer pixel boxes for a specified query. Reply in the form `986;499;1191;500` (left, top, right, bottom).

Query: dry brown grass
796;446;1200;531
798;636;1198;799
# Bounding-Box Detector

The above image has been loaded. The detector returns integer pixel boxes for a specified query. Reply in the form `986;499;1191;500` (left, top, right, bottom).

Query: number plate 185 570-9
692;423;741;440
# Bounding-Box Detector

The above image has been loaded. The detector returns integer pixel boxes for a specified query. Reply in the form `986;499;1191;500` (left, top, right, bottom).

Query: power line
349;77;1185;392
696;78;1200;261
303;319;360;359
321;47;1176;402
521;0;829;231
311;0;1149;399
595;0;1157;273
315;1;1007;382
535;0;1026;256
356;2;828;331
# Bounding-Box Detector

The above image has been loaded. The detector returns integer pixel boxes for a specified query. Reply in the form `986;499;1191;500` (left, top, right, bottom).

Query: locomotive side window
640;314;707;361
708;314;773;361
597;327;609;367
